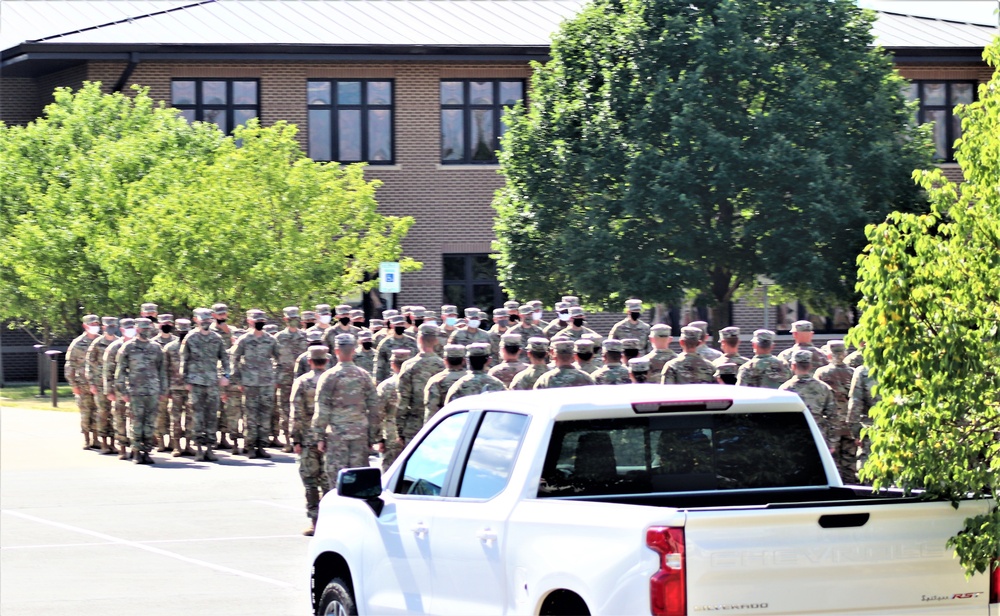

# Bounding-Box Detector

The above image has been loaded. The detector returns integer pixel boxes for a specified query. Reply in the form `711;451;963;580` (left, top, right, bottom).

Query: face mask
572;317;585;327
215;317;227;324
394;326;406;336
160;324;174;334
123;327;137;337
107;326;120;337
413;318;424;327
319;314;332;325
445;317;458;326
85;325;100;335
558;313;571;322
468;319;481;329
304;321;316;329
338;317;351;326
577;352;593;362
496;319;508;328
533;311;543;322
198;321;210;331
254;321;265;331
630;311;642;321
137;329;151;340
425;320;437;327
509;314;520;324
361;341;373;350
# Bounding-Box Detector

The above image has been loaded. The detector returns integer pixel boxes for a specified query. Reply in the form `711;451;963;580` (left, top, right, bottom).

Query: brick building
1;1;996;382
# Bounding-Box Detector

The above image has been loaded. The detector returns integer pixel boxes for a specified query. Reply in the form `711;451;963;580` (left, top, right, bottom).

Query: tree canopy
853;39;1000;576
0;82;416;340
494;0;932;323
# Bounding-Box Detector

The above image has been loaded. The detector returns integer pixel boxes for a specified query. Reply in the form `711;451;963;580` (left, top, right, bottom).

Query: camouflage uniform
447;310;492;349
736;331;791;388
290;351;330;522
688;321;724;362
115;325;167;454
85;326;118;442
274;310;309;445
509;364;548;390
780;372;838;453
231;318;280;451
660;352;716;384
103;332;131;449
713;353;749;368
354;331;376;375
423;346;468;420
533;365;596;389
593;362;630;385
609;299;651;355
814;341;856;481
445;368;506;403
488;359;528;388
149;319;178;449
845;348;865;369
162;326;193;454
395;329;446;442
211;310;245;443
375;353;407;470
486;308;510;365
553;306;598;341
777;343;828;373
181;317;230;448
66;319;100;442
848;365;878;480
312;347;379;479
374;325;419;382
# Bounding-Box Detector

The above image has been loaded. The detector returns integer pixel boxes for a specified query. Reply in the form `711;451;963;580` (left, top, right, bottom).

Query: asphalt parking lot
0;406;313;616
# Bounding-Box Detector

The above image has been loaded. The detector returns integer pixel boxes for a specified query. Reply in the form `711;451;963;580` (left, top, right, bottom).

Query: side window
458;412;529;499
395;411;469;496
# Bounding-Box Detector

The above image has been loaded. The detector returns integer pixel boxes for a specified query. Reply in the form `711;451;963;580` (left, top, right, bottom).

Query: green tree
494;0;932;325
853;39;1000;575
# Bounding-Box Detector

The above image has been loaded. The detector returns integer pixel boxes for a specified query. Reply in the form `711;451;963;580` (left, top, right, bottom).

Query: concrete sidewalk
0;405;313;615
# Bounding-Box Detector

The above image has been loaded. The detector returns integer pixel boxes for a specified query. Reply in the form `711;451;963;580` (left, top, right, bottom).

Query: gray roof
872;10;997;48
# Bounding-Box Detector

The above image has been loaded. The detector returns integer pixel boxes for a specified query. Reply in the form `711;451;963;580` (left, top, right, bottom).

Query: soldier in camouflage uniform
712;327;749;369
295;330;330;378
507;304;546;361
509;338;549;390
660;327;717;385
301;310;318;332
85;317;119;453
396;325;446;443
354;330;376;375
323;304;362;351
688;320;724;362
488;333;528;387
377;348;411;470
814;340;856;482
182;308;230;461
312;334;380;477
714;363;739;385
777;320;828;373
210;303;244;451
139;302;158;324
621;338;642;364
593;339;630;385
351;309;366;330
628;357;653;383
232;309;280;458
308;303;334;336
290;346;331;536
104;318;135;458
527;301;547;331
67;314;102;449
163;319;195;457
448;308;492;348
533;339;596;389
543;302;571;338
848;364;878;482
150;314;178;452
437;305;459;344
375;315;420;383
640;324;678;375
446;343;506;402
554;306;598;341
274;306;309;452
115;318;167;464
573;338;601;375
372;310;398;347
844;341;865;369
487;308;511;365
736;330;792;388
609;299;652;355
780;351;838;455
423;345;467;418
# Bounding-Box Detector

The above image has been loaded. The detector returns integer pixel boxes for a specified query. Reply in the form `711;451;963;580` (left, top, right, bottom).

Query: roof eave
883;46;988;64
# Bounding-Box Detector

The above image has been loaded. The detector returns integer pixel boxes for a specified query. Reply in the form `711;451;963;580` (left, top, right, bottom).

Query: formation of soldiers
66;296;875;535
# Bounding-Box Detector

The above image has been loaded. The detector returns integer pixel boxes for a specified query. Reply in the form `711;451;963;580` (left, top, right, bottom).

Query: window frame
171;78;260;135
906;80;978;162
306;79;395;165
439;79;525;164
442;253;507;310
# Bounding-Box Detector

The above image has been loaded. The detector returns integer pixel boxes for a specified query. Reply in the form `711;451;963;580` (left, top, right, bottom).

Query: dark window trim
442;253;506;309
440;78;525;165
170;78;259;135
908;80;978;162
307;79;395;165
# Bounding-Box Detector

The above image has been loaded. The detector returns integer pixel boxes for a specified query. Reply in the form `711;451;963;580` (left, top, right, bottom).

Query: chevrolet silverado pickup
308;383;999;616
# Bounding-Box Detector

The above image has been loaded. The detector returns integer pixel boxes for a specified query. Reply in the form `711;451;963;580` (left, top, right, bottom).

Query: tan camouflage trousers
274;381;294;439
855;436;871;485
112;398;130;447
221;384;243;440
190;384;220;446
130;395;158;452
382;440;403;473
243;385;274;449
75;389;98;434
94;392;113;438
169;389;192;443
323;437;371;487
835;436;858;484
299;446;329;520
154;396;170;441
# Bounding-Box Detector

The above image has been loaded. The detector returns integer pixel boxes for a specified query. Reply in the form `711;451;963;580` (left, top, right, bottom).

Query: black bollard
45;350;62;408
34;344;48;397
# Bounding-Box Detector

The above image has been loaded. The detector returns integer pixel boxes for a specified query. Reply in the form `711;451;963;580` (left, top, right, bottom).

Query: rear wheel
317;577;357;616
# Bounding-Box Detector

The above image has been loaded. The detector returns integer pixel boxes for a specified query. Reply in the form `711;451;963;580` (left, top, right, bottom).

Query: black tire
316;577;357;616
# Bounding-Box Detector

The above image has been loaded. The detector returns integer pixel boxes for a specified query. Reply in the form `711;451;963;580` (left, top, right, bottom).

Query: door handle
476;528;498;545
411;523;429;538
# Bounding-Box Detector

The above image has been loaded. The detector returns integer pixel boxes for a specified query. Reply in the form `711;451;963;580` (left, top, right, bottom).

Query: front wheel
317;577;357;616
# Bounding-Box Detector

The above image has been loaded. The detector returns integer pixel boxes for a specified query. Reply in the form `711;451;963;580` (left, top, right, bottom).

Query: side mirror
337;467;384;516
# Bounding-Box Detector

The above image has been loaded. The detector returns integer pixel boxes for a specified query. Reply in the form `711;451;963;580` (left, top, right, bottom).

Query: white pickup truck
308;384;999;616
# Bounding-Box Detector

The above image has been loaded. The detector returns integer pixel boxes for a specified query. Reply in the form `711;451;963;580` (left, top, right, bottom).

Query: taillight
647;526;686;616
990;559;999;604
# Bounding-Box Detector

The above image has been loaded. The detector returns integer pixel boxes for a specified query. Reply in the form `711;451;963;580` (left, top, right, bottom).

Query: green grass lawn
0;383;77;412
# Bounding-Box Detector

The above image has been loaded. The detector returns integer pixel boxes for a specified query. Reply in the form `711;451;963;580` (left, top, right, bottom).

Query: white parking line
1;541;113;551
1;509;295;588
1;534;302;551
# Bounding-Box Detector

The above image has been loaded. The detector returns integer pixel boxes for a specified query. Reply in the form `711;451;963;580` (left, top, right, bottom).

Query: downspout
113;51;140;92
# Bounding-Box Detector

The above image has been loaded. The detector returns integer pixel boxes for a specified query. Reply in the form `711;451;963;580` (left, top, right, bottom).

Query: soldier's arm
364;377;381;445
289;379;305;445
847;369;868;439
180;339;191;381
65;340;78;384
423;378;441;421
230;339;244;385
310;375;333;444
395;365;413;422
374;340;390;382
217;337;231;379
114;346;128;392
84;341;100;386
156;348;168;396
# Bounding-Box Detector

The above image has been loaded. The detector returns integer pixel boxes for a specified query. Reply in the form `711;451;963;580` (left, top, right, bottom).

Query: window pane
368;81;392;105
396;411;469;496
368;109;392;162
308;81;332;105
178;108;196;123
338;109;362;161
500;81;523;106
951;82;974;105
441;109;465;161
309;109;332;161
337;81;361;105
444;284;467;308
922;82;945;106
471;255;496;280
952;115;963;150
203;108;227;134
459;412;529;499
233;109;256;130
172;80;196;105
925;109;947;159
202;81;227;105
441;81;464;105
470;109;495;161
469;81;493;105
473;284;496;310
443;256;466;281
902;82;918;102
233;81;257;105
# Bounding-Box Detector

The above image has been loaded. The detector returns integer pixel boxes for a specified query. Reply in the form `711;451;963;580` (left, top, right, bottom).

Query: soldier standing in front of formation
290;345;331;536
115;318;167;464
814;340;857;482
182;308;230;462
533;340;596;389
660;327;717;384
641;324;678;375
67;314;102;449
848;363;878;482
509;337;550;390
445;343;506;402
274;307;308;452
312;334;380;477
592;339;630;385
736;330;792;388
163;319;195;457
780;351;838;454
712;327;749;369
354;330;376;375
104;318;135;459
210;303;243;451
777;320;828;372
150;314;178;452
396;324;446;443
489;333;528;387
688;321;724;362
376;348;411;470
375;315;419;383
232;309;280;459
85;316;119;454
423;345;467;418
609;299;652;355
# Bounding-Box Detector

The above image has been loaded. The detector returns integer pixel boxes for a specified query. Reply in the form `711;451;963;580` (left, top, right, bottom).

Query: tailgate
683;499;992;615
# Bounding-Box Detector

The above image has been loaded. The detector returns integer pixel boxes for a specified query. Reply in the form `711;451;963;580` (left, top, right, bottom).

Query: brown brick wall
0;77;39;125
36;64;88;112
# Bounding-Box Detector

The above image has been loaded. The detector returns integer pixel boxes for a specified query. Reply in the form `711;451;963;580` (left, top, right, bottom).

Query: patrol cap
456;318;468;328
301;310;318;321
391;349;412;362
527;337;549;353
101;316;119;327
680;326;703;342
501;333;522;347
135;317;154;330
157;314;174;324
423;310;437;321
574;339;595;352
357;330;373;342
140;303;158;314
504;300;520;311
83;314;100;325
212;303;229;315
246;309;266;322
492;308;507;319
602;339;623;353
791;320;814;333
264;324;278;334
444;344;466;358
119;318;136;329
350;309;364;319
441;305;458;316
555;302;569;312
306;330;325;343
714;363;738;377
628;357;650;373
400;305;413;314
651;324;672;338
464;307;479;318
793;350;813;364
334;333;357;348
718;326;740;342
382;309;399;319
518;304;533;315
583;333;603;343
621;338;642;350
568;306;585;317
193;308;213;321
283;306;300;319
369;319;384;329
752;329;775;343
388;315;406;325
529;300;543;311
335;304;352;316
418;323;440;337
175;318;192;332
561;296;579;306
411;306;427;317
552;340;575;355
315;304;332;315
688;321;709;335
625;299;643;311
828;340;847;353
309;346;330;360
466;343;491;357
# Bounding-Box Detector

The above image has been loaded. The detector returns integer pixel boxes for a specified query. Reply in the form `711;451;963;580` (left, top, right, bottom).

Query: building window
307;80;394;164
171;79;259;134
904;81;976;162
442;254;506;309
440;80;524;164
